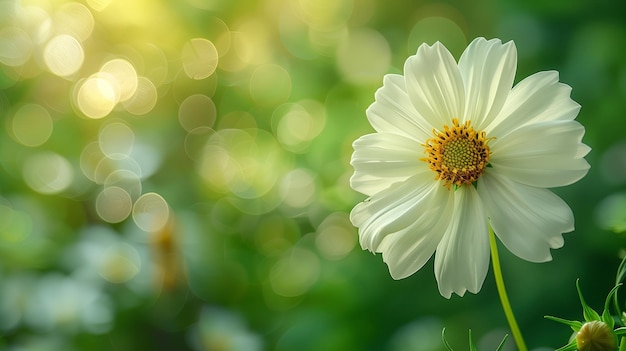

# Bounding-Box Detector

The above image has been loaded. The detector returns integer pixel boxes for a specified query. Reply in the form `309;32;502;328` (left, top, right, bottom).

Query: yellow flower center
422;118;491;189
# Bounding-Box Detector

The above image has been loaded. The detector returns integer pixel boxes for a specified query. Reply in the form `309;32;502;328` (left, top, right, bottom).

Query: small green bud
576;321;616;351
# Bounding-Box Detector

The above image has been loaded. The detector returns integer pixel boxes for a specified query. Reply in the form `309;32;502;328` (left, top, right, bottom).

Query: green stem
489;225;527;351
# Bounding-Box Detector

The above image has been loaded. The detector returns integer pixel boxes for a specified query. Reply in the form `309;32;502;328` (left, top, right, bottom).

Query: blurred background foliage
0;0;625;350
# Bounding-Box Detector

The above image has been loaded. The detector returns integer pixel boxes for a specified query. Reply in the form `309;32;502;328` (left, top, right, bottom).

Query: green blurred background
0;0;625;350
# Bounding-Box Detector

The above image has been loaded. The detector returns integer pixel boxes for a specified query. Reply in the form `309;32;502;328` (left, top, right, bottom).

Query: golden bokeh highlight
182;38;219;80
100;59;138;102
53;2;94;41
122;76;158;116
74;73;120;119
11;103;53;147
43;34;84;77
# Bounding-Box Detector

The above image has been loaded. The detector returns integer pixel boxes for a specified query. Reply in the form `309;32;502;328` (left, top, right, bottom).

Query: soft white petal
379;188;453;279
350;172;448;255
350;133;429;196
404;42;465;128
490;120;591;188
478;172;573;262
434;186;490;298
486;71;581;138
458;37;517;129
366;74;433;143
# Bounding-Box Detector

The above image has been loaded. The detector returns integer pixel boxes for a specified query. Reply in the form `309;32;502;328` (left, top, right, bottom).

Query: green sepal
615;258;626;324
577;279;602;322
615;327;626;337
544;315;584;331
554;340;578;351
603;283;623;329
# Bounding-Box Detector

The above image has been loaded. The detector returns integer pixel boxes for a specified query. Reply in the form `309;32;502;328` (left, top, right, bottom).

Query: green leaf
545;315;584;331
577;279;601;322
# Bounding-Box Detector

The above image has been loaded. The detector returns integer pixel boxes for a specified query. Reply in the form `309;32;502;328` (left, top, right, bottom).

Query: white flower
349;37;590;298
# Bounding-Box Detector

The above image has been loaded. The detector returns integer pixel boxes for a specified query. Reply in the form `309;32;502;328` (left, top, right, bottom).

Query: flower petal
478;172;573;262
490;120;590;188
486;71;581;138
434;186;490;298
378;188;453;279
350;172;448;256
458;37;517;129
350;133;428;196
404;42;465;128
366;74;433;143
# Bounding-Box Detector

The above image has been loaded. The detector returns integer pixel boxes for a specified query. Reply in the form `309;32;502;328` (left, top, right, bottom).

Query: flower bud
576;320;616;351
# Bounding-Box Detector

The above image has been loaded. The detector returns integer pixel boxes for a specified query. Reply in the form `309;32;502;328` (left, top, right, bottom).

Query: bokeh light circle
104;170;142;200
54;2;94;41
23;152;74;194
272;100;326;153
269;247;320;297
99;243;141;283
44;34;84;77
11;104;54;147
122;77;158;116
98;121;135;159
0;26;33;67
182;38;219;80
199;129;285;199
315;212;356;260
75;73;120;119
249;64;292;107
408;16;467;56
178;94;216;132
279;168;316;209
336;28;391;85
95;186;133;223
100;59;138;102
132;192;170;232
